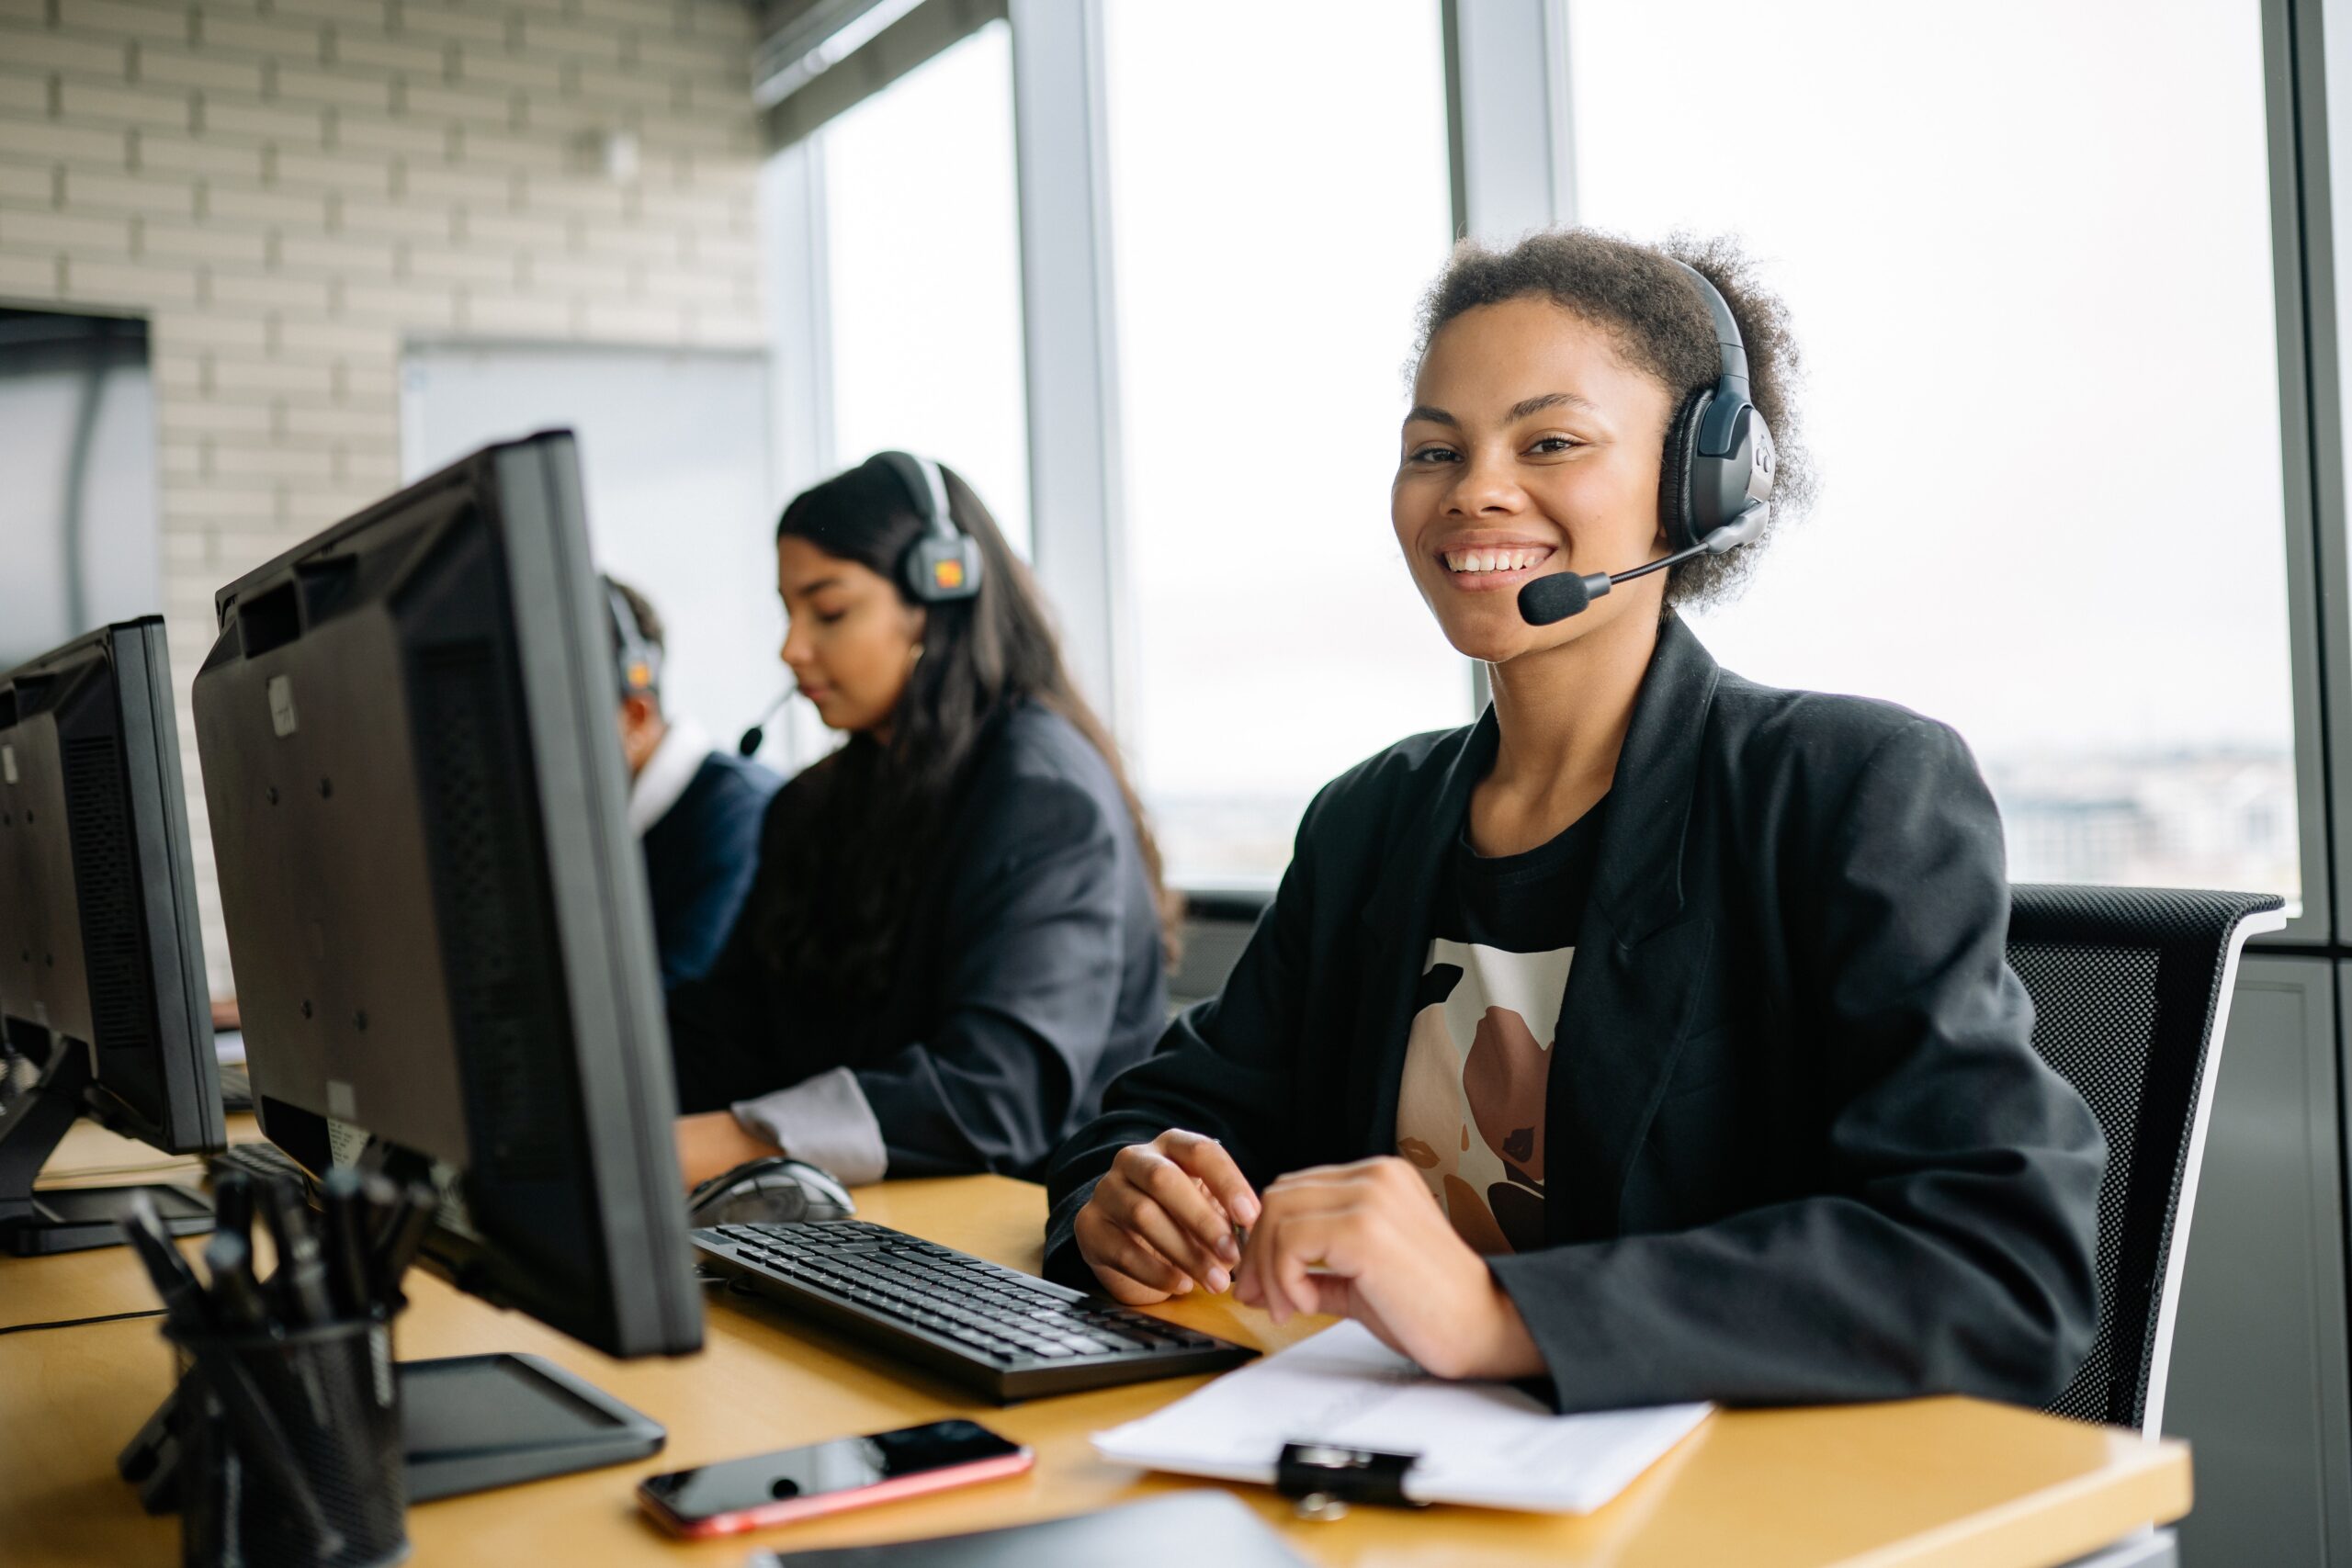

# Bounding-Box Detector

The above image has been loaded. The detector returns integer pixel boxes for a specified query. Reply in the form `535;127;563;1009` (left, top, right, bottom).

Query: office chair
2007;884;2287;1438
1168;892;1265;1011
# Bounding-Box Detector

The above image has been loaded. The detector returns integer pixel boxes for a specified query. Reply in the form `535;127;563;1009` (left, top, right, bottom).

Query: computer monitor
0;618;223;1255
191;430;700;1493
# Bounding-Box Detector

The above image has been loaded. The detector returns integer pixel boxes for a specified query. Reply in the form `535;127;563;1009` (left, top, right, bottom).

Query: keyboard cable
0;1307;167;1337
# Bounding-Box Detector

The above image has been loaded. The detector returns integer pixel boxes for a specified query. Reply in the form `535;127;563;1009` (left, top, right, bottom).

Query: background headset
737;452;984;757
604;576;663;699
874;450;983;604
1518;257;1778;626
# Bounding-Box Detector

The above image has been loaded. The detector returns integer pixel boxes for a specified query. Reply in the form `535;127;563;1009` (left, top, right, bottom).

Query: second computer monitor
0;617;221;1254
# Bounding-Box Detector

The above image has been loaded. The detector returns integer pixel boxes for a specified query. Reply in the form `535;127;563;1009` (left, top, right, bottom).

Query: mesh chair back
2007;884;2284;1434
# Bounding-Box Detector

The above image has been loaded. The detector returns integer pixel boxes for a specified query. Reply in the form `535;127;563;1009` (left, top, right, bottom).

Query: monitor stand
0;1041;212;1256
119;1349;665;1510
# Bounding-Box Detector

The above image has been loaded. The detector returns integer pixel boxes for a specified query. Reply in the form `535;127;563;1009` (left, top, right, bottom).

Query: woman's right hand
1072;1129;1262;1303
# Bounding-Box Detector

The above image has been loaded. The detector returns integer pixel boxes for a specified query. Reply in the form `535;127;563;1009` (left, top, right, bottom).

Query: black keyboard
694;1220;1255;1402
217;1062;253;1111
205;1140;313;1195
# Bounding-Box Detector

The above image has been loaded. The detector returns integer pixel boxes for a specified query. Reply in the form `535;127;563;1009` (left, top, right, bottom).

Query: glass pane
823;20;1032;555
1569;2;2296;900
1105;0;1464;886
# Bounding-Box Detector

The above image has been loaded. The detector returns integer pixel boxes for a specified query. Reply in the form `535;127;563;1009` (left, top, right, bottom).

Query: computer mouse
686;1156;857;1227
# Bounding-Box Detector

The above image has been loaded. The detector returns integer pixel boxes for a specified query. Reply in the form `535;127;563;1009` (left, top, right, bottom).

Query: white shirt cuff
731;1066;889;1187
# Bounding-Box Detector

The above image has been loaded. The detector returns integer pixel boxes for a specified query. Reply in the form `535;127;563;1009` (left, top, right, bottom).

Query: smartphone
636;1419;1034;1538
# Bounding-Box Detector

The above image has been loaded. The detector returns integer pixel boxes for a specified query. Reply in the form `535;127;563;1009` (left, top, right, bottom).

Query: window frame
2281;0;2348;948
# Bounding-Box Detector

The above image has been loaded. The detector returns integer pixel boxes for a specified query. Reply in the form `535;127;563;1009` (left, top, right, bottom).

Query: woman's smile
1432;536;1558;593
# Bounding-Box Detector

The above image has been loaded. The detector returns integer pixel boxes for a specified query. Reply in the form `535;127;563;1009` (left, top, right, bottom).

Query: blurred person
667;454;1173;1189
1046;230;2106;1414
605;575;779;989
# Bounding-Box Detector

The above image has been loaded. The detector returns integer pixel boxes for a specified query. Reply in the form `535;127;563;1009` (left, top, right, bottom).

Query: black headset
1516;260;1779;626
1660;258;1776;556
604;576;662;698
874;450;983;604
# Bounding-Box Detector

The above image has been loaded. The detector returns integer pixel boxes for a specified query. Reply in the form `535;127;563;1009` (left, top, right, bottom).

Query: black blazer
642;750;779;989
1045;618;2106;1413
671;701;1168;1179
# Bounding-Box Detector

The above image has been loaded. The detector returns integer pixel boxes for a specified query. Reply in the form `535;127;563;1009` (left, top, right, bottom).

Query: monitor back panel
0;621;220;1152
193;484;478;1172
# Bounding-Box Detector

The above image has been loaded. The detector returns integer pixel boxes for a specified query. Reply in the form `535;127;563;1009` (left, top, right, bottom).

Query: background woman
671;453;1174;1189
1045;231;2105;1413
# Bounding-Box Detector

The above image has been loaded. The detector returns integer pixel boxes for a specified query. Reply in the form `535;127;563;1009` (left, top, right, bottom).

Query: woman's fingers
1159;1131;1261;1228
1233;1171;1402;1325
1122;1195;1233;1293
1093;1261;1180;1306
1076;1131;1272;1307
1267;1212;1351;1326
1115;1142;1245;1274
1236;1199;1333;1324
1074;1201;1192;1299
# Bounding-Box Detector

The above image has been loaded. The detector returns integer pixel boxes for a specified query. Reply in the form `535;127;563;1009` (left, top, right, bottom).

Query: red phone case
639;1446;1035;1539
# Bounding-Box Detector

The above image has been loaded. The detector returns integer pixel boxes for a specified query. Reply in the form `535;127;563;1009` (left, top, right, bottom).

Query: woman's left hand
675;1111;783;1190
1231;1155;1545;1382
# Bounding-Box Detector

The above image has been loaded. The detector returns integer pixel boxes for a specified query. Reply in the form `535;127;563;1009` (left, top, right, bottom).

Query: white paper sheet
1091;1321;1711;1513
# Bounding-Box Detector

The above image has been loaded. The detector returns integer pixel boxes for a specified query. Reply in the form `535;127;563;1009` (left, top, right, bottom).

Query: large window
1568;2;2297;899
822;20;1032;554
1103;0;1464;886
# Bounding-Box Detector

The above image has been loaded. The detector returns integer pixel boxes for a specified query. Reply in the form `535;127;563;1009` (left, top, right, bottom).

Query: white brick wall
0;0;768;991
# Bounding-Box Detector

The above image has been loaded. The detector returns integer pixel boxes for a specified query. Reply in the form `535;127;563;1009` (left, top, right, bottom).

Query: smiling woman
1044;226;2109;1417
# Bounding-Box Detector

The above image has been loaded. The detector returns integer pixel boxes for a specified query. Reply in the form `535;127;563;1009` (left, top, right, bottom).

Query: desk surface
2;1121;2188;1568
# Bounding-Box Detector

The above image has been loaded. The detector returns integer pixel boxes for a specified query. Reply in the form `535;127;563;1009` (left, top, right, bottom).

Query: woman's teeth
1443;547;1550;574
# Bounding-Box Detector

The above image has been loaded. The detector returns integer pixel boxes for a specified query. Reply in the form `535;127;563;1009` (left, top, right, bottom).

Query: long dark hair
755;455;1176;1007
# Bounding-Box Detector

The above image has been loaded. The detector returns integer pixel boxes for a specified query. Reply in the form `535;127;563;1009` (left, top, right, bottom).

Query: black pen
201;1231;270;1334
211;1169;255;1253
358;1171;401;1246
258;1177;335;1327
373;1180;438;1304
119;1196;209;1338
319;1167;376;1320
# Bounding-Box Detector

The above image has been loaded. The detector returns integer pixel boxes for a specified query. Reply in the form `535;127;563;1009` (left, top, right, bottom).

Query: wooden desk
1;1121;2189;1567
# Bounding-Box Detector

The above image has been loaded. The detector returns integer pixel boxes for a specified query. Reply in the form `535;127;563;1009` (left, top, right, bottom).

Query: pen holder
164;1315;408;1568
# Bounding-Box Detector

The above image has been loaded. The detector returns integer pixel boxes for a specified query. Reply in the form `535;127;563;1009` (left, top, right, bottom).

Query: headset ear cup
1660;389;1710;554
901;536;983;603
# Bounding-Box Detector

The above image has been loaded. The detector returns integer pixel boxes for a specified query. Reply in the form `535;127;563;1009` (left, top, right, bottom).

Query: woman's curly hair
1412;228;1815;612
